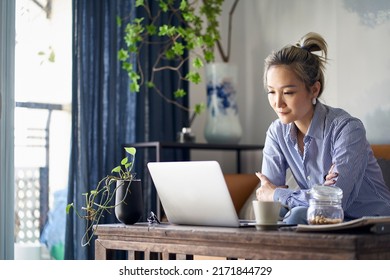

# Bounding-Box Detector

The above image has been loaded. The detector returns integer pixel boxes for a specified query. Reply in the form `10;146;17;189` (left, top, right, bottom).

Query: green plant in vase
66;147;140;246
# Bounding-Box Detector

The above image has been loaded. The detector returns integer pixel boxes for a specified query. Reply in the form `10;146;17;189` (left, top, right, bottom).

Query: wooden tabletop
94;223;390;260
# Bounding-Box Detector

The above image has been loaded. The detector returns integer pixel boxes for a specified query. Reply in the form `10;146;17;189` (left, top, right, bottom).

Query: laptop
147;160;255;227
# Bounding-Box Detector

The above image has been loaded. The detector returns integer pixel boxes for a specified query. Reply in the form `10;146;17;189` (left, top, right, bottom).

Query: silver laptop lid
147;161;241;227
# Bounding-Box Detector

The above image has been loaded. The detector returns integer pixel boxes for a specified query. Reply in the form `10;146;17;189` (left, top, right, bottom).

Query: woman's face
266;65;319;128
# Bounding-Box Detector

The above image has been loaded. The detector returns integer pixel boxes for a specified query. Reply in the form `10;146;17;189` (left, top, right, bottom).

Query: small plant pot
115;179;143;225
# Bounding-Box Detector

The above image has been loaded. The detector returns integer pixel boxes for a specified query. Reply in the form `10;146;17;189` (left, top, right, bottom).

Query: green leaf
186;71;201;84
176;26;187;38
146;24;157;35
202;33;216;48
124;163;131;170
172;42;184;56
130;83;140;92
158;25;168;36
124;21;144;46
195;36;205;47
134;16;143;24
48;50;55;63
174;89;187;98
146;81;155;88
112;166;121;173
129;71;140;81
121;62;133;72
127;44;137;53
182;11;195;22
159;0;168;12
195;103;206;114
124;147;136;156
179;0;187;10
204;51;215;63
165;49;175;60
192;57;204;69
118;49;129;61
121;157;128;165
159;25;176;36
135;0;144;7
65;203;73;214
116;16;122;27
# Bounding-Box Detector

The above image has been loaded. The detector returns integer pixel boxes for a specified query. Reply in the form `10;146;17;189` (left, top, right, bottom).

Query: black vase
115;179;143;225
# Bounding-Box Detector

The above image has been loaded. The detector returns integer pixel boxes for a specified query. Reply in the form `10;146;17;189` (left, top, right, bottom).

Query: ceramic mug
252;200;281;230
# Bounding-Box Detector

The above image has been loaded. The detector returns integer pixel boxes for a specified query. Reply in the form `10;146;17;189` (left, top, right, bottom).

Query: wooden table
94;223;390;260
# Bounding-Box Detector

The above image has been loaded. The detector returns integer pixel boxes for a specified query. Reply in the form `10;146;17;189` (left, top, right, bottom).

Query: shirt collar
287;122;297;144
306;101;326;140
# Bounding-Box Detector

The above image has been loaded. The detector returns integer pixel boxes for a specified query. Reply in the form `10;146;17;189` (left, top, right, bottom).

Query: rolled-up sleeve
274;188;309;208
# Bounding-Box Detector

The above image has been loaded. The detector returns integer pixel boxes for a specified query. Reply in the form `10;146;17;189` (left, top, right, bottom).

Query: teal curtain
65;0;189;260
65;0;136;260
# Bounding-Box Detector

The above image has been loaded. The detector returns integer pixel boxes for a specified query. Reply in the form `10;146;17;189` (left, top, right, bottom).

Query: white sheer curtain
0;0;15;260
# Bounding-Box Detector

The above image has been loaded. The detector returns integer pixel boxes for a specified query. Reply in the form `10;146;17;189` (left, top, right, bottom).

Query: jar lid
309;185;343;200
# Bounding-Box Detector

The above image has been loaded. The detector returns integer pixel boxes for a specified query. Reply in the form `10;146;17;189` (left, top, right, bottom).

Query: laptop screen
147;161;243;227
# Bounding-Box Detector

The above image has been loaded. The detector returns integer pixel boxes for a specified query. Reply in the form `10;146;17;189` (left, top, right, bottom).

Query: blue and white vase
204;63;242;144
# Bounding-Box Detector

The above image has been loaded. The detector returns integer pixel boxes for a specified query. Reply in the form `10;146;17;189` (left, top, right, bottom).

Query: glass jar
307;185;344;225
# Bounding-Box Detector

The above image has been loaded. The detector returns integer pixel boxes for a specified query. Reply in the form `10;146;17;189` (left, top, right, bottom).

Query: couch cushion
371;145;390;160
224;174;259;214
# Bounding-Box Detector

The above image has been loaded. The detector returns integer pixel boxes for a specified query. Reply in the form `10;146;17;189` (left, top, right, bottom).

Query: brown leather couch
224;173;259;215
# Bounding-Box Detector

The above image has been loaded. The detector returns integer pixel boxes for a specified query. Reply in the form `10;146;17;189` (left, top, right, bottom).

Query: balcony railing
15;101;67;243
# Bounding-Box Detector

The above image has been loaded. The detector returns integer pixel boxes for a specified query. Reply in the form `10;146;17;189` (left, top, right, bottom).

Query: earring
312;98;317;105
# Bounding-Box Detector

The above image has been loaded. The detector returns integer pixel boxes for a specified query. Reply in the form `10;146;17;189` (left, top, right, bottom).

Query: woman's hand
324;164;338;186
255;172;287;201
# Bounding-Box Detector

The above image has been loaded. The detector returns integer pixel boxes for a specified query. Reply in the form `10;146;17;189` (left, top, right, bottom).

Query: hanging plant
117;0;240;117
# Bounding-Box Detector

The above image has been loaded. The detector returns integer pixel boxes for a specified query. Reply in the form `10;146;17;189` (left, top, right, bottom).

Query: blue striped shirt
262;102;390;219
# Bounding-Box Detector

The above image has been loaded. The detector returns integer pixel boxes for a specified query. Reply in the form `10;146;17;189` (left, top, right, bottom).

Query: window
14;0;71;260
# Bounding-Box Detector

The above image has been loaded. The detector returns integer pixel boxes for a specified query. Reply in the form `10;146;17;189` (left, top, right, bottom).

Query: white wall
190;0;390;173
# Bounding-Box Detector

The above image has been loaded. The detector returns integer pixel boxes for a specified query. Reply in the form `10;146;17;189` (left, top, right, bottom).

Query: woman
256;32;390;224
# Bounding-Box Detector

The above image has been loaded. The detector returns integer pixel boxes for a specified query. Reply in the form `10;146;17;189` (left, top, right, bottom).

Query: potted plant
117;0;240;136
66;147;143;246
